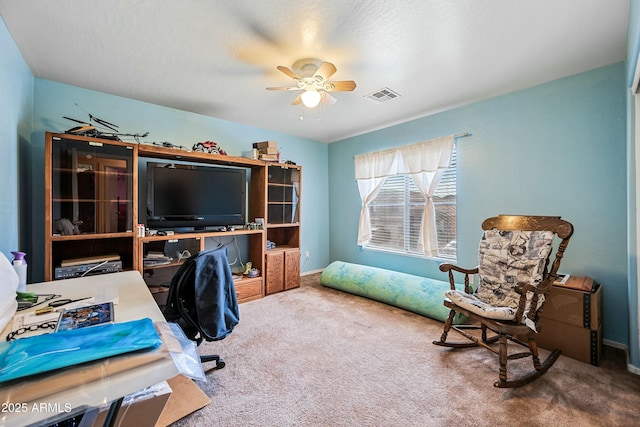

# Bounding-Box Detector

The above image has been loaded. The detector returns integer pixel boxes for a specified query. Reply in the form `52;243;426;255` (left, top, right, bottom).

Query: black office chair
163;244;240;370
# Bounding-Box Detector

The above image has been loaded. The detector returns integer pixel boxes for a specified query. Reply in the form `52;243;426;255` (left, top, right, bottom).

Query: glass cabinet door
267;166;300;224
51;137;134;235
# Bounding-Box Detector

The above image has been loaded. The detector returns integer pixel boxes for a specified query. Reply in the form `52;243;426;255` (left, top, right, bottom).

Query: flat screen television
146;161;247;230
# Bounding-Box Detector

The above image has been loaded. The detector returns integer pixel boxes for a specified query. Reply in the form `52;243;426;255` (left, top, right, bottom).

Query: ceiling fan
266;58;356;108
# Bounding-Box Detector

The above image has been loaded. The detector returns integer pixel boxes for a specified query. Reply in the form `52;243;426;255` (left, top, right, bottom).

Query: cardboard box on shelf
259;153;279;161
253;140;277;149
258;146;279;155
537;317;602;365
542;277;602;330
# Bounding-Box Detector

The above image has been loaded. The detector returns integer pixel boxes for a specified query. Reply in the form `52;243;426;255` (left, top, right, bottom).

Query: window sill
361;245;457;263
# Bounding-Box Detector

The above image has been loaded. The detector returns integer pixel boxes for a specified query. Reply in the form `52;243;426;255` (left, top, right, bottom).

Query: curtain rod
353;133;471;159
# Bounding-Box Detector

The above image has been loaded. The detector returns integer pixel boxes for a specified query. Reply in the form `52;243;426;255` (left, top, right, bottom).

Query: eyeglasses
6;321;57;341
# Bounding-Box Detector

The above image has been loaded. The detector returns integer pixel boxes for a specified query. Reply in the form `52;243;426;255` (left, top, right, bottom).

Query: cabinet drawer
235;279;263;303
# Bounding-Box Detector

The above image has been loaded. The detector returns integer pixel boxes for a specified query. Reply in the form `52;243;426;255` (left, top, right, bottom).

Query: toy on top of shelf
193;141;227;155
150;141;188;150
62;104;149;142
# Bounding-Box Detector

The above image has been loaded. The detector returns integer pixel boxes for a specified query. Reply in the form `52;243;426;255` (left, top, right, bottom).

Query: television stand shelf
138;229;265;305
44;132;300;305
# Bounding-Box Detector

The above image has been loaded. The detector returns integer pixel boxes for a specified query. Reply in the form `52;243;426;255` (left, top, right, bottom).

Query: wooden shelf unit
264;164;302;294
44;133;138;280
45;132;302;302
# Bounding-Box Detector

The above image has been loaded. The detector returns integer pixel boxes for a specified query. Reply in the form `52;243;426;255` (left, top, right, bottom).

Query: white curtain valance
354;135;455;180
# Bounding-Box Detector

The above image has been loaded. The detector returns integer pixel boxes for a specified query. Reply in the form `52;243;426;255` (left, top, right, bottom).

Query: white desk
0;271;180;427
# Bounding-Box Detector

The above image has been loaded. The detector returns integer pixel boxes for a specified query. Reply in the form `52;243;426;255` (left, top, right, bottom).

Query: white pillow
0;253;19;331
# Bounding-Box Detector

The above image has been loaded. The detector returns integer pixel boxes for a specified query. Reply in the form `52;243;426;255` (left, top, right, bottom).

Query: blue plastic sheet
0;317;162;383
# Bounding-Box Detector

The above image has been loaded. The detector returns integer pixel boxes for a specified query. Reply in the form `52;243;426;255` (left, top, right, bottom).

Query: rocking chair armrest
439;264;479;275
514;277;555;296
514;283;541;295
439;263;479;292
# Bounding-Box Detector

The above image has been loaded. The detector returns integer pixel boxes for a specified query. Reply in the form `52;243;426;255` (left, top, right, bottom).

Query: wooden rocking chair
433;215;573;388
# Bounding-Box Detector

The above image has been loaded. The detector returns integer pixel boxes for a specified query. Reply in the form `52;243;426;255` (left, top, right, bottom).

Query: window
367;175;426;254
433;146;457;259
365;145;457;259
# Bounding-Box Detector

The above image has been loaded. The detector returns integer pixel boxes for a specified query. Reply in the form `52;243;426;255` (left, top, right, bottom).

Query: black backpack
163;246;239;345
163;252;202;343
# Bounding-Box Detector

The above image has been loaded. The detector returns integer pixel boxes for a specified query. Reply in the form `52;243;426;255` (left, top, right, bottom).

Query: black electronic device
54;260;123;280
146;161;247;230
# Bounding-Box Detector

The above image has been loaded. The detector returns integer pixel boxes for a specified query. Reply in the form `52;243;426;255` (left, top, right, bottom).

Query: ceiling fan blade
321;92;338;105
313;62;337;82
277;65;302;81
324;80;357;92
291;94;302;105
266;86;302;91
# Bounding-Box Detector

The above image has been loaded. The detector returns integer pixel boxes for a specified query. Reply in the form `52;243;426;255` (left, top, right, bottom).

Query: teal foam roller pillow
320;261;467;324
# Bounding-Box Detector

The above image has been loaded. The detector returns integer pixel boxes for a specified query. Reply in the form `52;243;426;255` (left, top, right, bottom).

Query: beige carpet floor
172;273;640;427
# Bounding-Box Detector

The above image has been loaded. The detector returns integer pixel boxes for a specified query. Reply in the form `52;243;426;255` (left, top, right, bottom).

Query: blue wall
0;17;33;266
329;63;628;345
29;79;330;280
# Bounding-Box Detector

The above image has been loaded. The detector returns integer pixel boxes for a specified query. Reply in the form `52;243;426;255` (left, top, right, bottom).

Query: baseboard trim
301;269;324;276
627;363;640;375
603;339;627;350
603;339;640;375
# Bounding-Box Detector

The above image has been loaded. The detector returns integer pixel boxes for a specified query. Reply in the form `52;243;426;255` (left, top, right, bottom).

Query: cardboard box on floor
157;375;211;426
90;381;172;427
537;276;603;365
89;375;210;427
537;317;603;365
544;276;602;329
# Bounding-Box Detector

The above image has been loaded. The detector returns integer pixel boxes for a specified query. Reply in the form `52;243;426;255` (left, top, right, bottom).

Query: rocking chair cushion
445;229;554;323
445;289;516;320
475;229;554;313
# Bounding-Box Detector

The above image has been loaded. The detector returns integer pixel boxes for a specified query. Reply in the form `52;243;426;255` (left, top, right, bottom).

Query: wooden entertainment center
44;132;301;303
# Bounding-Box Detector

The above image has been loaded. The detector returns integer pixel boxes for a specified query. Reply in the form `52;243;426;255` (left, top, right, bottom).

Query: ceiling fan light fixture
268;60;355;110
301;89;322;108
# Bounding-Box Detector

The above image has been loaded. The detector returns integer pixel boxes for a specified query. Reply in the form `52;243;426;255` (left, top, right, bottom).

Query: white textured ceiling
0;0;630;143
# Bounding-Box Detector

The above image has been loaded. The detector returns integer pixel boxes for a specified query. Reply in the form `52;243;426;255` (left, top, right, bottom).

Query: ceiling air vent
364;87;401;104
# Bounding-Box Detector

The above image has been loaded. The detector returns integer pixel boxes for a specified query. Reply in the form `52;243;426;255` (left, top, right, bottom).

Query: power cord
206;236;245;272
80;260;109;277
